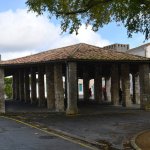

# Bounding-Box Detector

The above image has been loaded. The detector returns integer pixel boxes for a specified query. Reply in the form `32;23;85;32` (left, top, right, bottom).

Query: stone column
132;74;140;104
31;67;37;104
106;77;111;102
64;71;68;108
77;78;79;102
45;64;55;109
121;64;131;107
94;64;102;103
24;69;30;103
135;75;140;104
66;62;78;115
111;64;119;105
83;66;89;100
38;65;45;107
0;68;5;113
139;64;150;109
19;69;24;101
13;72;20;100
132;74;136;104
54;64;64;112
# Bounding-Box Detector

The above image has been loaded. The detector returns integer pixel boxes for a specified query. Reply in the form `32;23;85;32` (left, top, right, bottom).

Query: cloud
52;25;111;48
0;9;111;60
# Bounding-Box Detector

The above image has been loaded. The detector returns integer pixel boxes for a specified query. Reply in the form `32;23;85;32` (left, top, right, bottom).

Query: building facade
127;43;150;57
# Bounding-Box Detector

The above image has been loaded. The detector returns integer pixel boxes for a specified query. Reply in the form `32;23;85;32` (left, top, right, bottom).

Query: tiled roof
1;43;149;66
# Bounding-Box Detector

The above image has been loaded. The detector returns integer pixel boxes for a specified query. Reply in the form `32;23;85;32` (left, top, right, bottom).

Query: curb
130;130;150;150
1;115;112;150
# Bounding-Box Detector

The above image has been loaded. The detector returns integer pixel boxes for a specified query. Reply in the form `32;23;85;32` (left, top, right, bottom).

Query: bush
4;77;13;99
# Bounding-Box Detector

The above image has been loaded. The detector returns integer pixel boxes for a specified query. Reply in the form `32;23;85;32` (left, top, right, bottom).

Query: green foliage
4;77;13;99
26;0;150;40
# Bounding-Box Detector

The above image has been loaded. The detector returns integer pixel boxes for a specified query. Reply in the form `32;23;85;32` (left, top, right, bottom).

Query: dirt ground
136;131;150;150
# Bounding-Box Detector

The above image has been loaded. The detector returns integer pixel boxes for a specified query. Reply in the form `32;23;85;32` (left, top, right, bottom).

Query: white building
104;43;129;52
126;43;150;57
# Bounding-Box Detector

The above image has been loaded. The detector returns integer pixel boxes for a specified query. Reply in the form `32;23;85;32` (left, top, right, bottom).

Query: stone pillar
24;69;30;103
31;67;37;104
132;74;140;104
13;72;20;100
19;69;24;101
132;74;136;104
111;64;119;105
83;66;89;100
54;64;64;112
66;62;78;115
106;77;111;102
0;68;5;113
135;75;140;104
38;65;45;107
45;64;55;109
77;78;79;101
94;64;102;103
139;64;150;109
121;64;131;107
64;71;68;108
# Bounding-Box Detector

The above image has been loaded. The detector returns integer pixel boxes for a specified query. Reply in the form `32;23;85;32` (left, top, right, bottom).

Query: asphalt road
21;106;150;149
0;117;89;150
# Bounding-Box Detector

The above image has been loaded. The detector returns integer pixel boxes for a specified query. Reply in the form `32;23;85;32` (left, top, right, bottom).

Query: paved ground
5;100;150;149
0;117;89;150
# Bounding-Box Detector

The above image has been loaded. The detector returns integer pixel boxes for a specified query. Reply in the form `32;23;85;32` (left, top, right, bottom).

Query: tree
4;77;13;99
26;0;150;40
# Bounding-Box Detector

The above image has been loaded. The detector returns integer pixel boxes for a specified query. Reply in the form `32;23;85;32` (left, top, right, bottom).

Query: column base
0;101;5;113
122;103;132;107
47;105;55;110
113;103;120;106
66;107;78;115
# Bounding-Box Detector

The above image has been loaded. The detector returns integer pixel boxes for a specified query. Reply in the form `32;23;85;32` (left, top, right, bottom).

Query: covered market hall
0;43;150;115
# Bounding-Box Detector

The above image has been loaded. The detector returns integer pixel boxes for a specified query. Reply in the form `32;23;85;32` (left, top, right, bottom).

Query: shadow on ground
5;100;150;149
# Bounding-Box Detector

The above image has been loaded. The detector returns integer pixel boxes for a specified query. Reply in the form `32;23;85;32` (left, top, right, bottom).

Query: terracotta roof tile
1;43;149;66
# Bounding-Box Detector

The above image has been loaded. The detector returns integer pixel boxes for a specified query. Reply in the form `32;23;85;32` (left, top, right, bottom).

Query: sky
0;0;149;60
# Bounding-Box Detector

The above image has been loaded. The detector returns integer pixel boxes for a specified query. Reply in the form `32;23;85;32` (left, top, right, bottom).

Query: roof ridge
1;43;149;66
2;43;82;62
67;43;103;59
2;43;99;62
67;43;83;59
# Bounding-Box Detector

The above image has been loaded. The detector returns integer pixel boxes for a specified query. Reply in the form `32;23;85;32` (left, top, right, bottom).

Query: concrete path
0;117;89;150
